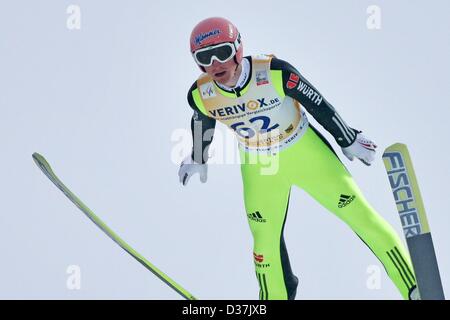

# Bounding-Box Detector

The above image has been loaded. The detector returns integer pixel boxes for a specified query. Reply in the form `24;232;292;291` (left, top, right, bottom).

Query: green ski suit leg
240;125;416;300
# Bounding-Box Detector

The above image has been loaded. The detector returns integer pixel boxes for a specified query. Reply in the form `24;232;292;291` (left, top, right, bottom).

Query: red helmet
190;17;243;71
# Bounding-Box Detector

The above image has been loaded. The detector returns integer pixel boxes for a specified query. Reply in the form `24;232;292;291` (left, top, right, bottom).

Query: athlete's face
204;59;239;85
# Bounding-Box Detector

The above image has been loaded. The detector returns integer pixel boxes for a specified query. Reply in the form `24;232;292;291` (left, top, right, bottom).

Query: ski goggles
193;35;241;67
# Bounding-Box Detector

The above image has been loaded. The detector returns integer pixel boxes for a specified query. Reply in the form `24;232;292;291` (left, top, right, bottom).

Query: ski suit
186;54;416;299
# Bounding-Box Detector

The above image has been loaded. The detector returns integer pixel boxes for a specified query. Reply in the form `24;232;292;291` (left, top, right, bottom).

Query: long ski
382;143;445;300
32;152;196;300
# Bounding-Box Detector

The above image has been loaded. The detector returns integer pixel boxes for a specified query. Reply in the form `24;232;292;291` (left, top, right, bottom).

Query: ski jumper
186;55;417;299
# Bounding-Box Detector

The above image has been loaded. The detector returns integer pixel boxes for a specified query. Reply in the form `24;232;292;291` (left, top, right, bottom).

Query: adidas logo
338;194;355;208
247;211;266;223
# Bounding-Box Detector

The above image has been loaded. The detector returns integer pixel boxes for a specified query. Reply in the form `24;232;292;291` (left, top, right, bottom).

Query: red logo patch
289;73;300;82
253;252;264;263
287;73;300;89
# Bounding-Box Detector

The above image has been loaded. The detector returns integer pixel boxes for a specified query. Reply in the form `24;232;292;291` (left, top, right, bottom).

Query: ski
32;152;196;300
382;143;445;300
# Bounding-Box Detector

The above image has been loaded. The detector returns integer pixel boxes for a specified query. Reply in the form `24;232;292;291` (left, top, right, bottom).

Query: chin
214;72;232;84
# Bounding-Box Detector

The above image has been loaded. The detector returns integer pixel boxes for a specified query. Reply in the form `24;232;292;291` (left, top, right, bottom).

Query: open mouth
214;71;226;78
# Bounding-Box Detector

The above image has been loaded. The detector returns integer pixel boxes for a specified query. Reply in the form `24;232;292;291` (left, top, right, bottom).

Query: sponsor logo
253;252;264;263
256;71;269;86
297;81;323;105
286;73;299;89
247;211;266;223
194;29;221;46
286;72;323;105
253;253;271;268
383;152;422;238
338;194;355;208
209;97;279;117
200;83;216;99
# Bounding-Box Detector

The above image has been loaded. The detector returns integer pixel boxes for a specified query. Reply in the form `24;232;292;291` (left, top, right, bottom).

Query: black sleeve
187;82;216;164
270;57;358;147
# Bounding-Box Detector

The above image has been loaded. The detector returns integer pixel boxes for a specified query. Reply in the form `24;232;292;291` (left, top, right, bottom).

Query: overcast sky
1;0;449;299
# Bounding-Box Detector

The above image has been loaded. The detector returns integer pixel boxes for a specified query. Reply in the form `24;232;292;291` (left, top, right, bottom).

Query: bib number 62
230;115;279;139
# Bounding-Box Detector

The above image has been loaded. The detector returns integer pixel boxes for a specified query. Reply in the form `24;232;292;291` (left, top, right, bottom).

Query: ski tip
386;142;406;149
32;152;45;164
32;152;52;171
383;142;407;155
32;152;41;159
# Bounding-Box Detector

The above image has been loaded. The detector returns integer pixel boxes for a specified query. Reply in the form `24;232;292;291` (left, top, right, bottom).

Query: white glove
341;132;377;166
178;155;208;186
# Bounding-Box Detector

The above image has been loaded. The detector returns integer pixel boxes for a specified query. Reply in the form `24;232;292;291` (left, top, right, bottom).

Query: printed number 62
230;116;279;139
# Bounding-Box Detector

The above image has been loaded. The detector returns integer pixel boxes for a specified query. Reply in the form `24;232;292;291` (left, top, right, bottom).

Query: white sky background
0;0;449;299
